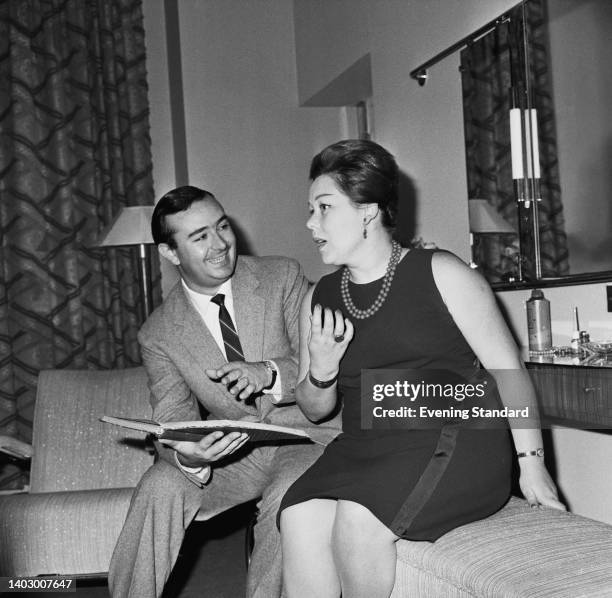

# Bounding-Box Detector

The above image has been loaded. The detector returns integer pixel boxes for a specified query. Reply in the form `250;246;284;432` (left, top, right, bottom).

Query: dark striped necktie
211;293;245;362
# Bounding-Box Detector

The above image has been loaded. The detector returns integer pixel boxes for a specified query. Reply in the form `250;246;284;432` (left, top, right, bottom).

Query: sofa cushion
392;497;612;597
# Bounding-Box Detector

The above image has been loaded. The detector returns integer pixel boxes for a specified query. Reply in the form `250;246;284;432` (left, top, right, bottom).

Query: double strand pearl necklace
340;240;402;320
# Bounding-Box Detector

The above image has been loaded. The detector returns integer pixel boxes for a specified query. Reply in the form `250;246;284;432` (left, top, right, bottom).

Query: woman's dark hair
151;185;217;247
309;139;399;230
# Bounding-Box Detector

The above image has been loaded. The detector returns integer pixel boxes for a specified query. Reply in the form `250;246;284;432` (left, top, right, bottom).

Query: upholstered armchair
0;367;153;577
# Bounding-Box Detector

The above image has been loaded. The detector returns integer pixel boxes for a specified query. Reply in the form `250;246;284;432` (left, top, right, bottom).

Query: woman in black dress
279;139;565;598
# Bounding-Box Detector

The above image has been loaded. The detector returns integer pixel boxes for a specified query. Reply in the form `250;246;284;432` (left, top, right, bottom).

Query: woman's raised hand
308;304;354;380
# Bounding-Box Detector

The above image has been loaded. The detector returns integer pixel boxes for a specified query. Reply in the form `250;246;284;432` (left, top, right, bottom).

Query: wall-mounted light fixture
409;15;510;86
510;106;541;208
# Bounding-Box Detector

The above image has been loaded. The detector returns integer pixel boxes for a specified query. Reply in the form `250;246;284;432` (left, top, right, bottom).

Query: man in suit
108;186;339;598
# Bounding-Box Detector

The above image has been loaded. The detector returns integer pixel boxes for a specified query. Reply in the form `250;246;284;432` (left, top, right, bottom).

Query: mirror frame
491;270;612;291
410;0;612;291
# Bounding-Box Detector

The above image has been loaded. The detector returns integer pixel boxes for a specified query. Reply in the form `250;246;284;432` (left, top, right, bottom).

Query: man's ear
158;243;180;266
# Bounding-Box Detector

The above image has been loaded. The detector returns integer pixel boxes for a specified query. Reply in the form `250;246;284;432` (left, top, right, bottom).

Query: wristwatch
517;448;545;459
263;360;277;389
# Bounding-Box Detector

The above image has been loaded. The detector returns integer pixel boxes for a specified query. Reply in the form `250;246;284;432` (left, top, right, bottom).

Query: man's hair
309;139;399;230
152;185;217;247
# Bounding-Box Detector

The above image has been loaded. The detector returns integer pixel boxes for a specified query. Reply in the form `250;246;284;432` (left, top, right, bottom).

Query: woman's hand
308;304;354;380
518;457;566;511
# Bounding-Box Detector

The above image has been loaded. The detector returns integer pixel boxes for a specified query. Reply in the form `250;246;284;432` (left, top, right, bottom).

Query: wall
144;0;518;281
548;0;612;273
142;0;180;292
142;1;176;200
180;0;342;283
294;0;521;268
143;0;341;290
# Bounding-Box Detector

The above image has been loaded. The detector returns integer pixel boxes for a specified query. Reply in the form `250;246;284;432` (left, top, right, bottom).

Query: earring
362;218;368;239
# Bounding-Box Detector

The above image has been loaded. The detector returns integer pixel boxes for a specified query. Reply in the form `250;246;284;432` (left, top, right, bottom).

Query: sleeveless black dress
279;248;512;541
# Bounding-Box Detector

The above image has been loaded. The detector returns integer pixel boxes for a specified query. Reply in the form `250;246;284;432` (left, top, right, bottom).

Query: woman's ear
363;204;380;226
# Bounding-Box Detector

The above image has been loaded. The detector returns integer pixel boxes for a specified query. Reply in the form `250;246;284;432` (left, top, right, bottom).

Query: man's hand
160;430;249;468
206;361;273;400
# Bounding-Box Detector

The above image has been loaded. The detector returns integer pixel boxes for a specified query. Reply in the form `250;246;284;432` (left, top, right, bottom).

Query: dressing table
525;350;612;429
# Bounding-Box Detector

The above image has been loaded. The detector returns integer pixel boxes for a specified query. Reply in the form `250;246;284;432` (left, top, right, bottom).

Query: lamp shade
96;206;154;247
468;199;515;234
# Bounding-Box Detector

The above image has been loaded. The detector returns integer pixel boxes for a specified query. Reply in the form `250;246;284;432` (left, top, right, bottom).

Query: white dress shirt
183;279;235;358
182;279;282;396
176;279;282;481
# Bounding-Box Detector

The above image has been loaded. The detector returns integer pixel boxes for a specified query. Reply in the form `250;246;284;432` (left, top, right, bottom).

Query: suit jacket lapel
175;284;257;416
232;258;265;362
176;286;226;369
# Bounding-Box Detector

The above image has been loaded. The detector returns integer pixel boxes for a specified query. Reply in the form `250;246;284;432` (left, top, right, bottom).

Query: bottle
526;289;552;352
570;307;581;353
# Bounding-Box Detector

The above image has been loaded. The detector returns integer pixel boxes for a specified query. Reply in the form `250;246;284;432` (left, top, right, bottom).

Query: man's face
159;198;237;294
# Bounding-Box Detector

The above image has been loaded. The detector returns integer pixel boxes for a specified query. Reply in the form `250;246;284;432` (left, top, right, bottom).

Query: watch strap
263;360;277;388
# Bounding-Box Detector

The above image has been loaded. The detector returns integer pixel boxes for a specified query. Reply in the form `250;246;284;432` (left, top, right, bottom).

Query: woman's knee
332;501;397;548
281;499;324;530
280;499;338;546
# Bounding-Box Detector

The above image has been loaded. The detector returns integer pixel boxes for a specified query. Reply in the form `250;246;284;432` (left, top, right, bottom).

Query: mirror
412;0;612;289
544;0;612;271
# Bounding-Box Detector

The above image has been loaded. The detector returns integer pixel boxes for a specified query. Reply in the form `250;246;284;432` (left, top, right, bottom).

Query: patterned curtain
461;0;569;283
0;0;158;488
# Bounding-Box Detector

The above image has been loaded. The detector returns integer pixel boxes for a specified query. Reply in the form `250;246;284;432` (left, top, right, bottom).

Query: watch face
536;448;545;457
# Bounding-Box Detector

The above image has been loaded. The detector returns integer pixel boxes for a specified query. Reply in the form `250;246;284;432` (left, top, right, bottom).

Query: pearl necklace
340;240;402;320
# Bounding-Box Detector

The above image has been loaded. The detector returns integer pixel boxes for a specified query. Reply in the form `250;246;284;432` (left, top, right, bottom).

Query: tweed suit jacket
138;255;340;458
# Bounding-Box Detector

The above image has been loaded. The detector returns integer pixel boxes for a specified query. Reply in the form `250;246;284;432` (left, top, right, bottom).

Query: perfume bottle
571;307;590;353
526;289;552;352
571;307;581;353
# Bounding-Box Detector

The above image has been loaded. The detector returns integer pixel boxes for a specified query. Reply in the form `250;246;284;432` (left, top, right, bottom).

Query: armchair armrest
0;435;33;460
0;487;136;576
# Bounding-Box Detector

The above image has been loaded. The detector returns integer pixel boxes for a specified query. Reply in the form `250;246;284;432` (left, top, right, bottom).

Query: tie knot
211;293;225;307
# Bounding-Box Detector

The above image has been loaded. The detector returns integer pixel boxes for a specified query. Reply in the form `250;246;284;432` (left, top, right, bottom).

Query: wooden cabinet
526;363;612;428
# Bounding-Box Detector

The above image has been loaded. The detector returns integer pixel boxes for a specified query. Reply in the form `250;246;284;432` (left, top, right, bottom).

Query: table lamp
468;199;515;269
96;206;155;318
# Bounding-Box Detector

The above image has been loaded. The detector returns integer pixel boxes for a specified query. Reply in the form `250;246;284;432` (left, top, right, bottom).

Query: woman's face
306;174;365;266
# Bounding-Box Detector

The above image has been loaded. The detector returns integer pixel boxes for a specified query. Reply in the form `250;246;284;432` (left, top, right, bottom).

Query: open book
101;415;311;444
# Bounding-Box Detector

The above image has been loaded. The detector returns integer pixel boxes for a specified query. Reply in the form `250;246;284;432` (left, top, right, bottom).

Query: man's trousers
108;442;323;598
